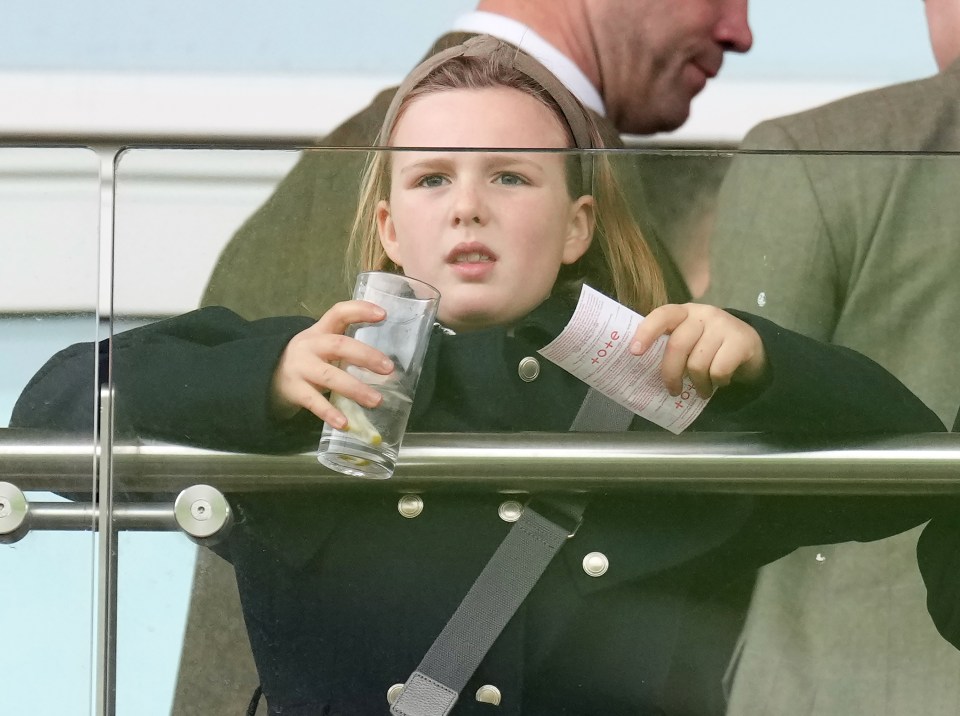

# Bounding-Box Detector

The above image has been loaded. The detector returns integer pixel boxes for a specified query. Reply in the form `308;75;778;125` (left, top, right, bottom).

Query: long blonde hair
348;38;667;315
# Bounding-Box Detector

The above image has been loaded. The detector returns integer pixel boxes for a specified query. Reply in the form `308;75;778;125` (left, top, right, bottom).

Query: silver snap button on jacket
386;683;404;704
582;551;609;577
475;684;502;705
517;356;540;382
497;500;524;523
397;494;424;519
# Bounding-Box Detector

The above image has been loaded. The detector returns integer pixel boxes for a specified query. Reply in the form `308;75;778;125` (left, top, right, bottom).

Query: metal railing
3;428;959;539
2;425;958;716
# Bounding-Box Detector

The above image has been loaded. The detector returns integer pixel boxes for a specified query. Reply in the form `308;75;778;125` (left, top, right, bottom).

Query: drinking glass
317;272;440;478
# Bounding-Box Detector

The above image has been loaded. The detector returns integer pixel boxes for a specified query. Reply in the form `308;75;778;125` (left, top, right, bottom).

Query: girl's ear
376;199;403;267
561;195;596;265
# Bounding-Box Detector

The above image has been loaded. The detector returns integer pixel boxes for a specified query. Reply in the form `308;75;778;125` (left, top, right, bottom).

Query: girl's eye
417;174;448;188
496;173;528;186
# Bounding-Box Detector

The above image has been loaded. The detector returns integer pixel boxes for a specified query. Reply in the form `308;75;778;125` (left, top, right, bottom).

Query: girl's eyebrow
396;155;455;176
488;154;549;170
482;154;556;179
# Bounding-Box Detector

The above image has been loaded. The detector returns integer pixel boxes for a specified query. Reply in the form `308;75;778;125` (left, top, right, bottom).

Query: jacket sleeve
11;306;321;454
918;511;960;651
695;310;945;435
917;407;960;651
690;310;945;556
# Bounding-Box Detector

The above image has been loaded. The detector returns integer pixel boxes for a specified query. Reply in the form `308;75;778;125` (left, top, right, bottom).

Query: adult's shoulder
742;60;960;152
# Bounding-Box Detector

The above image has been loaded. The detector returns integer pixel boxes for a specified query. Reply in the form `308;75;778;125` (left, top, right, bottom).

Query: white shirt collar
450;11;606;117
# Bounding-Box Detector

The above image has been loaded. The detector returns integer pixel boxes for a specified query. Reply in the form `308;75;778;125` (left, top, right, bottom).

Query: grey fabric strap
570;387;635;432
390;389;633;716
390;501;580;716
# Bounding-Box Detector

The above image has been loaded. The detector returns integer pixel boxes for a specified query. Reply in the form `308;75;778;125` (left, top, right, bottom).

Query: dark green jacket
12;298;943;715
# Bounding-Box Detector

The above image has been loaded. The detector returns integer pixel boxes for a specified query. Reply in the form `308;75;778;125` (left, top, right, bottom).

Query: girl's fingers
686;329;725;397
660;312;706;394
701;318;767;392
285;383;342;426
629;304;700;395
299;359;382;409
275;357;382;425
289;300;395;377
706;337;746;392
630;304;686;354
313;299;386;336
304;332;394;377
272;300;395;421
629;303;768;397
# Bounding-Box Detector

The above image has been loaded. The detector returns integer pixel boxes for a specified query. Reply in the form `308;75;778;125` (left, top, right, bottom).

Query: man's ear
376;199;403;266
561;195;596;264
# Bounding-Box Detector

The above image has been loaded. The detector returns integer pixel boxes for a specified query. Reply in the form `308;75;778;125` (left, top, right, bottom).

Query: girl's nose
451;182;487;226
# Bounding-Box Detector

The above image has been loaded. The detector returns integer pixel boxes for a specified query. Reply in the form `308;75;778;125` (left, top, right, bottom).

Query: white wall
0;148;297;314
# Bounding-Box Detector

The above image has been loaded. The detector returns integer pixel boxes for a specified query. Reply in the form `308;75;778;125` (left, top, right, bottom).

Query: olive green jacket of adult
200;32;690;320
704;57;960;424
702;58;960;716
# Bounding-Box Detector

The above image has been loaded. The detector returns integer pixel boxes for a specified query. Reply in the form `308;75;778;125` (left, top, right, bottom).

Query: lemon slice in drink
331;393;383;446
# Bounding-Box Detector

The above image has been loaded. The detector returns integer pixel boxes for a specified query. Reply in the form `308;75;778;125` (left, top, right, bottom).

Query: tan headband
379;34;596;194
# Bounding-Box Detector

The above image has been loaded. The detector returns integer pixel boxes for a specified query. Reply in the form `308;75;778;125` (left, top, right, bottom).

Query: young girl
275;37;760;430
13;36;943;716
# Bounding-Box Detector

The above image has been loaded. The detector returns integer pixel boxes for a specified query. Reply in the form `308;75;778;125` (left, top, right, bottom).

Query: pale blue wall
0;0;472;72
730;0;935;81
0;317;197;716
0;0;936;80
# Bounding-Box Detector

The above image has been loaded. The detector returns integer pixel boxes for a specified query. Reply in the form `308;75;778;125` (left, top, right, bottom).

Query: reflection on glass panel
18;146;958;716
0;147;100;715
702;149;960;716
112;148;302;716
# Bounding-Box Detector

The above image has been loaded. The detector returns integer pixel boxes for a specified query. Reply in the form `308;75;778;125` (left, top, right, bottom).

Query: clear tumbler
317;272;440;478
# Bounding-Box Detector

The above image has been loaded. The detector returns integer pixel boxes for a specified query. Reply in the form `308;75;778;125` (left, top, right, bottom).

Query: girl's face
376;87;594;332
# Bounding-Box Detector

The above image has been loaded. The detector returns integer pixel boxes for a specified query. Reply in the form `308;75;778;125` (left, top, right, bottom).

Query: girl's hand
629;303;768;398
271;300;394;427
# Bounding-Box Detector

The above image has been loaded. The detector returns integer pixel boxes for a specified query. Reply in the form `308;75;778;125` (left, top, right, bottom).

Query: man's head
476;0;753;135
925;0;960;70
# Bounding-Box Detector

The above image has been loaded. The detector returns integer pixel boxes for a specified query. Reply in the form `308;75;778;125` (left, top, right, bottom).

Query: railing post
95;387;117;716
94;143;119;716
0;481;28;543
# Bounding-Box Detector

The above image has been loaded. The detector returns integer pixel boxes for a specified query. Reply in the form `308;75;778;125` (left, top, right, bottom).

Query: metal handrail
18;502;176;530
2;427;959;541
2;428;959;495
0;478;232;541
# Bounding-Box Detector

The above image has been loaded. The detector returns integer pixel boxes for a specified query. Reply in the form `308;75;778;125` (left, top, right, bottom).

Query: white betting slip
538;285;709;434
